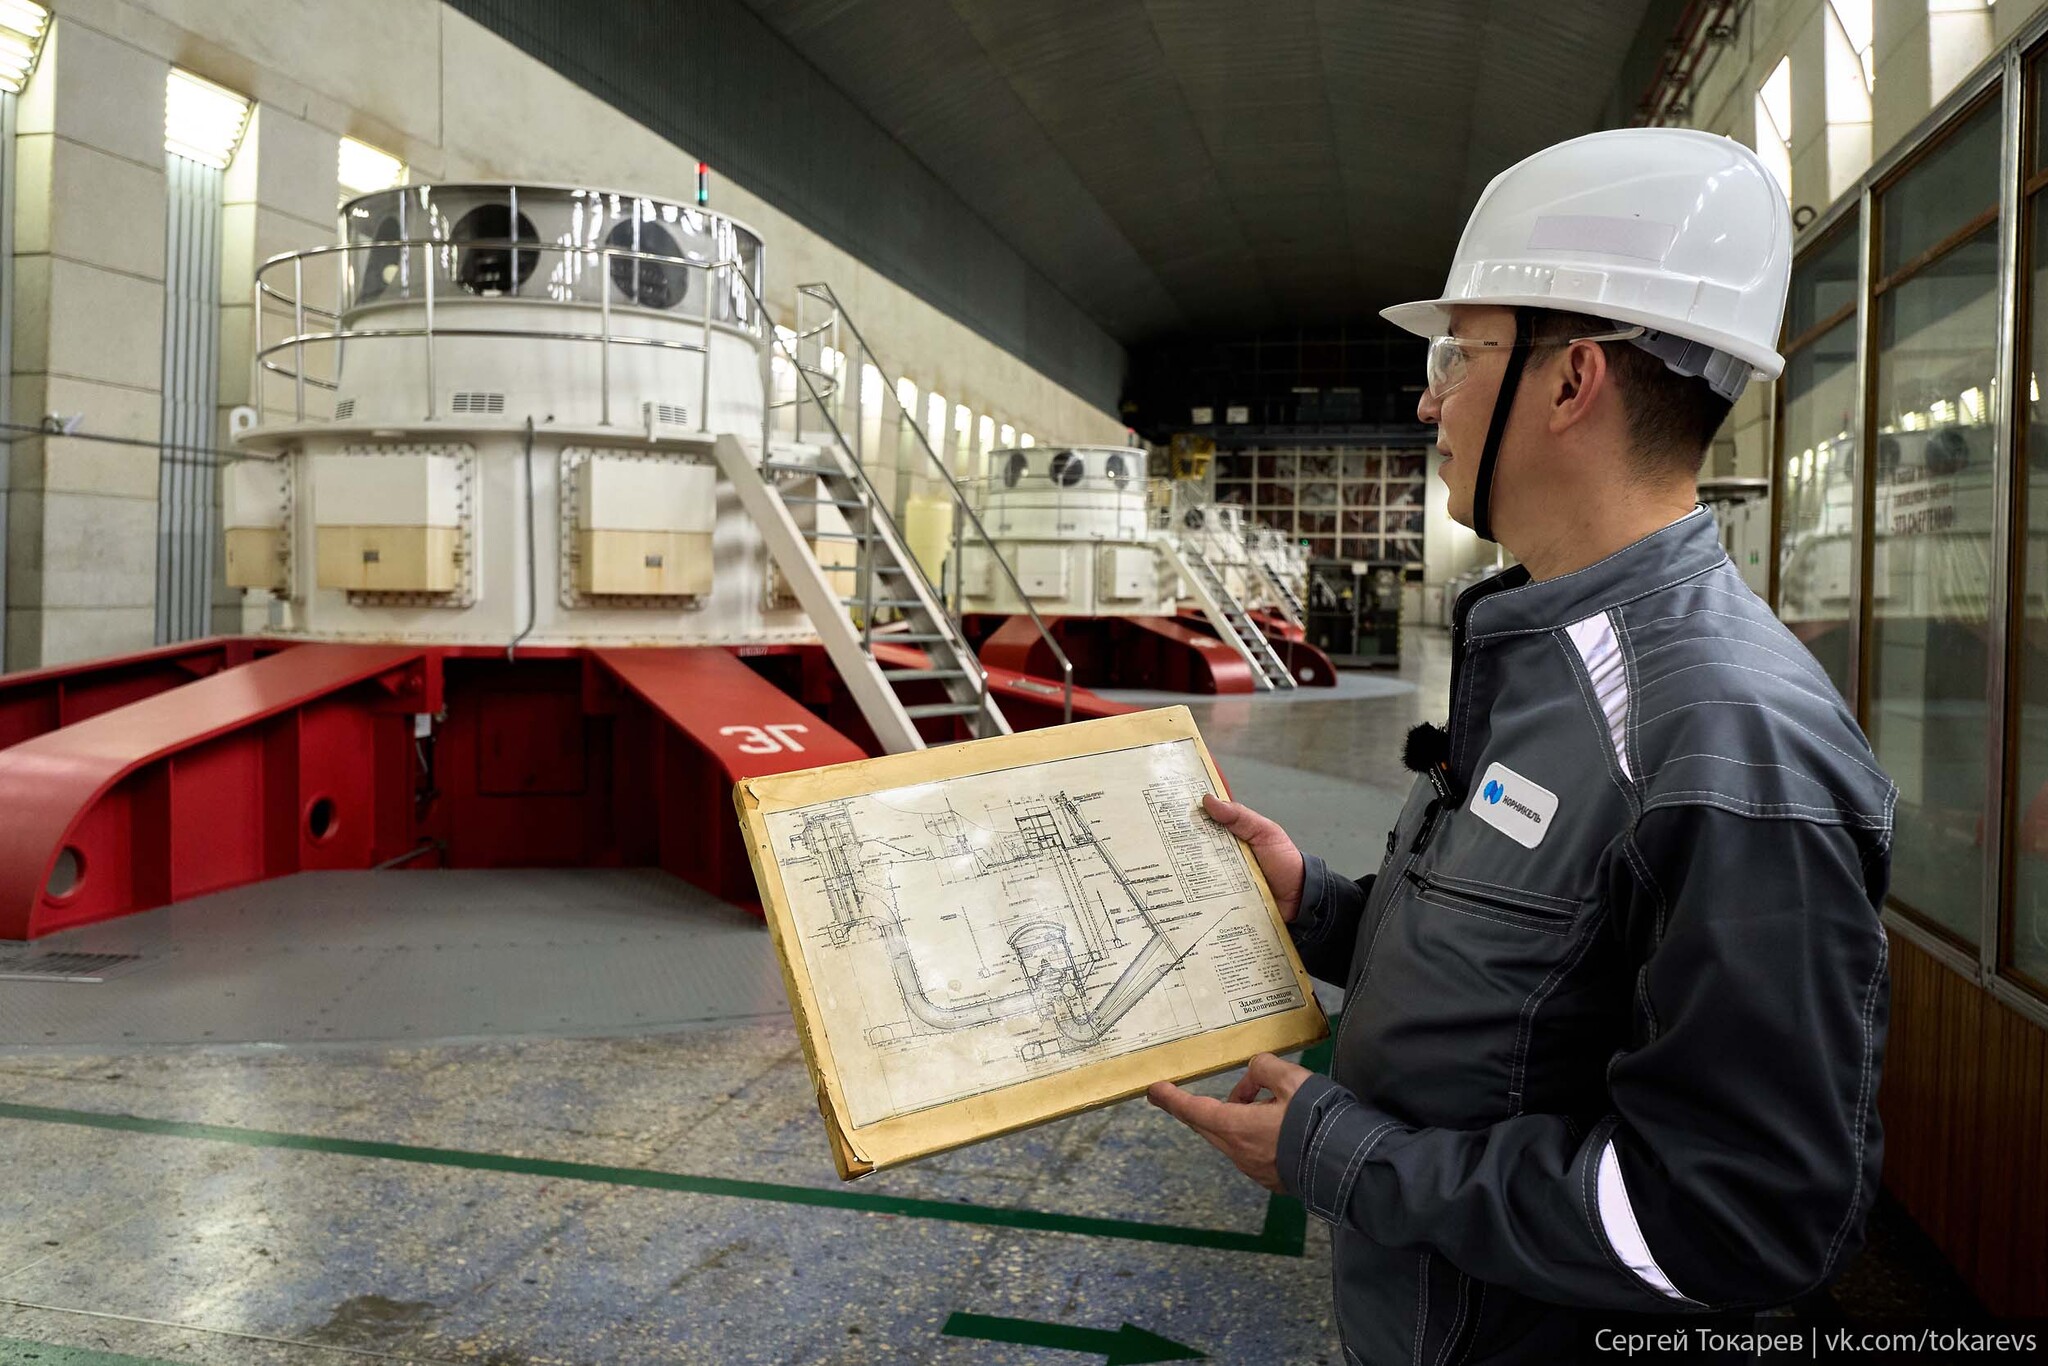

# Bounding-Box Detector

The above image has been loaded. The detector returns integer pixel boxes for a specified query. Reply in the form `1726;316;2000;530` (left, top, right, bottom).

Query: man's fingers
1203;792;1276;842
1148;1081;1227;1131
1227;1071;1267;1104
1245;1051;1312;1098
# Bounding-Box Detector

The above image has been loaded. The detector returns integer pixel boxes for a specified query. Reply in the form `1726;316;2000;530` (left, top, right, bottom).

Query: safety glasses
1424;324;1646;398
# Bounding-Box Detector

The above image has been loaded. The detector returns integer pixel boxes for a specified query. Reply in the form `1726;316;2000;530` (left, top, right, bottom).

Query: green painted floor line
0;1100;1303;1257
0;1338;181;1366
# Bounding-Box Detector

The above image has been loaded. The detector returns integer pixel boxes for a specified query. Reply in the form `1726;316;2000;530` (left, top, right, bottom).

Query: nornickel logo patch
1469;762;1558;850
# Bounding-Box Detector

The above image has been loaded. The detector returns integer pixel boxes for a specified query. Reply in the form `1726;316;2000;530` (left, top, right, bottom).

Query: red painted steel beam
0;642;428;939
593;646;869;911
0;637;279;753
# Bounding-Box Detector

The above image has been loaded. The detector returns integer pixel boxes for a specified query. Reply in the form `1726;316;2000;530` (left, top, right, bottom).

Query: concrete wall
4;0;1126;668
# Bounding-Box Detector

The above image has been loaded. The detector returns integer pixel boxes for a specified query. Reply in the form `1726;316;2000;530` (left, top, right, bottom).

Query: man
1149;128;1893;1364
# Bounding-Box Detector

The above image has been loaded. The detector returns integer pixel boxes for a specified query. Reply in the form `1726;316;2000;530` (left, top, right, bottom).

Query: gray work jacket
1279;507;1894;1365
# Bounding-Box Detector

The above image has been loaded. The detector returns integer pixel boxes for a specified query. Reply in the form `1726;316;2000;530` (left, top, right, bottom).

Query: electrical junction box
1098;545;1154;602
574;456;715;597
313;450;465;594
1015;545;1068;599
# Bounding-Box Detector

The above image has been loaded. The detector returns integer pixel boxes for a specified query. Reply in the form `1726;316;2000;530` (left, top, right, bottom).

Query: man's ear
1546;339;1611;435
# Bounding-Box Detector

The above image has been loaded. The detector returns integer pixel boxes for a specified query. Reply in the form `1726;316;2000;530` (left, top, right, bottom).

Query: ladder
1162;541;1297;691
715;434;1006;753
1248;557;1306;630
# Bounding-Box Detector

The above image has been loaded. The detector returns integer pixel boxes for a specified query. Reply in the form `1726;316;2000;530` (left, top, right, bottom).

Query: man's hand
1202;794;1304;920
1146;1052;1314;1192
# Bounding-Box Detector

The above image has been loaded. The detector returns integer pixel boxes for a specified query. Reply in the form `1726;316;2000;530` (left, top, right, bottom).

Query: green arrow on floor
941;1312;1204;1363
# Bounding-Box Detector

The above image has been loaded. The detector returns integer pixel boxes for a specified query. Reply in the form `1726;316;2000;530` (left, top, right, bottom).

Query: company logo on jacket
1470;763;1557;850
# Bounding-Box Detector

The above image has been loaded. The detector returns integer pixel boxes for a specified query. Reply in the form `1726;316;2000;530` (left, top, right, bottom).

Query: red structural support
974;614;1258;694
593;646;869;909
0;637;280;752
0;643;430;939
0;638;1125;939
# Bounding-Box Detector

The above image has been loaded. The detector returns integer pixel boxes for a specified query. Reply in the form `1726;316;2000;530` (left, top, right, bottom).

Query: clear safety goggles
1424;324;1646;398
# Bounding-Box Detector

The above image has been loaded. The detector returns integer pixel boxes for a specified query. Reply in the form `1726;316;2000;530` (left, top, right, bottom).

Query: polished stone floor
0;629;1973;1364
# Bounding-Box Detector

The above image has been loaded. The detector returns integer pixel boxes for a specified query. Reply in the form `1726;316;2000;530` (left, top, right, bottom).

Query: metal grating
334;397;355;419
451;390;506;414
0;950;140;982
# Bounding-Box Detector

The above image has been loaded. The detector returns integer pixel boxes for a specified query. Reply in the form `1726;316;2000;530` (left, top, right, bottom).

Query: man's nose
1417;388;1441;424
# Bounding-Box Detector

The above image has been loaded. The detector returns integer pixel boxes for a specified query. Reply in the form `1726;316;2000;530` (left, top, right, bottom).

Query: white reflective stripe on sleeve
1597;1139;1687;1300
1564;610;1631;779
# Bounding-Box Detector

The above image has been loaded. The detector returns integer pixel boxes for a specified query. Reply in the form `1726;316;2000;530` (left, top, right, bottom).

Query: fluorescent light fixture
165;68;251;170
337;136;406;195
0;0;48;94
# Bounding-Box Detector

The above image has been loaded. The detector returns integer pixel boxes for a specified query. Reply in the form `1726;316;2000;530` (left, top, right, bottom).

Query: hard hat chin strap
1470;307;1534;545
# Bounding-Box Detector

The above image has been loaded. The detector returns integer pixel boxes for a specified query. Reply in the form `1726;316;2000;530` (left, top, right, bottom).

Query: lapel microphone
1403;723;1458;805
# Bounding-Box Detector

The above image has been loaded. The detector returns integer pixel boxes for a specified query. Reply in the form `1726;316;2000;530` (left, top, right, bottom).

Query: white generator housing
230;183;820;647
959;446;1175;617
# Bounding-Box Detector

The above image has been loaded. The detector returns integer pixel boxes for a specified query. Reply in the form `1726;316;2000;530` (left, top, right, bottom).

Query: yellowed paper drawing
734;706;1328;1177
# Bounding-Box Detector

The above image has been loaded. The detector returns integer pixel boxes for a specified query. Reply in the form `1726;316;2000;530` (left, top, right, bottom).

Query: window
999;423;1016;448
2009;56;2048;992
1826;2;1875;198
1868;94;2000;949
337;136;406;197
1932;1;1997;101
926;391;947;445
1019;433;1035;448
1776;223;1861;693
1756;56;1794;199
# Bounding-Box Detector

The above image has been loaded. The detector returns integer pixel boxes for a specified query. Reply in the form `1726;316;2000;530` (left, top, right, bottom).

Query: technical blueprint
761;736;1307;1129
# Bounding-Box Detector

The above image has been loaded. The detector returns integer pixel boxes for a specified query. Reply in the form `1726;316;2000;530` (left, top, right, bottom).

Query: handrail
243;238;1071;724
788;279;1073;724
252;239;756;423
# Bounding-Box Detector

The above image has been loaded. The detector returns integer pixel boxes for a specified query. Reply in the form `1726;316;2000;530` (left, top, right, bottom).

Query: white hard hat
1383;127;1792;385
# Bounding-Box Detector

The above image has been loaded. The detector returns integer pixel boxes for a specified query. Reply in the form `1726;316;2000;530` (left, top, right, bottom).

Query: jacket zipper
1403;867;1576;923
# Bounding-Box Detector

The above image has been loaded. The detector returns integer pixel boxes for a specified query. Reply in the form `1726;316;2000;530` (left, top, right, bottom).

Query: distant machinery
958;445;1334;693
0;183;1116;940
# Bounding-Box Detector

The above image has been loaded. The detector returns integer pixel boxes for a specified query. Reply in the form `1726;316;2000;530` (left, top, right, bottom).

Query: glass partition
2009;56;2048;990
1778;222;1863;692
1868;95;2001;948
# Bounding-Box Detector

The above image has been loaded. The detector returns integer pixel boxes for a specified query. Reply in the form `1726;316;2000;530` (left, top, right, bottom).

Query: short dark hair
1523;308;1732;476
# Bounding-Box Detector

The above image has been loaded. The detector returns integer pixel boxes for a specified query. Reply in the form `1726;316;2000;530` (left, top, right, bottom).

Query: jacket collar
1461;505;1726;640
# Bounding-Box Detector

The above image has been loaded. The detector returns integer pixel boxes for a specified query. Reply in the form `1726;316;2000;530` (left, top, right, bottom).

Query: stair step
902;702;987;719
778;495;868;509
843;596;928;609
883;667;972;682
881;632;953;644
816;562;908;574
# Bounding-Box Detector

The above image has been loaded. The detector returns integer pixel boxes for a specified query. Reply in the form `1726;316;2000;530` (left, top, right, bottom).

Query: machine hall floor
0;630;1983;1365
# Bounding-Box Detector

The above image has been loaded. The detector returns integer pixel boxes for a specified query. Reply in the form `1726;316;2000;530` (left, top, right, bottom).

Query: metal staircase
1248;556;1306;630
1162;541;1297;691
715;278;1073;753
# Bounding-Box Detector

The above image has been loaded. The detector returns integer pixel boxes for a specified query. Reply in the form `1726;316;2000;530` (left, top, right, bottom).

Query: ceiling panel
736;0;1657;345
